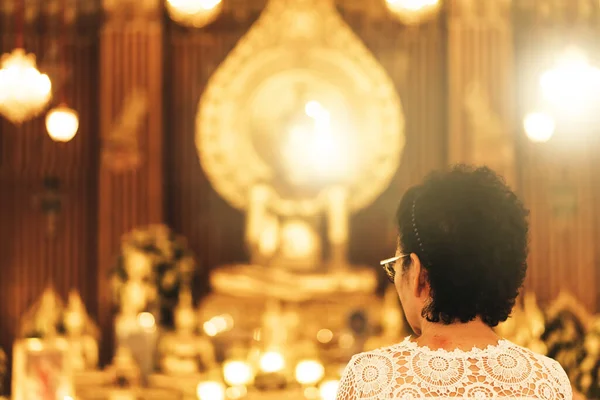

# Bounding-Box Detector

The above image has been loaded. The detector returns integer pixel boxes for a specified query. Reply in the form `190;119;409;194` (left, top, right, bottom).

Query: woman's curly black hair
396;165;529;327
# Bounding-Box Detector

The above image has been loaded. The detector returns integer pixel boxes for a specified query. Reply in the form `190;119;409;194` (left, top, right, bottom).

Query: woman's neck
414;318;501;351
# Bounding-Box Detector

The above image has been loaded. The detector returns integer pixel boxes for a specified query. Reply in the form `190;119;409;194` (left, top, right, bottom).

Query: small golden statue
64;290;100;371
19;286;64;339
158;288;216;376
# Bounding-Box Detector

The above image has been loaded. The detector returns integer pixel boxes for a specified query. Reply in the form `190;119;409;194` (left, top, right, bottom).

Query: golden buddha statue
195;0;405;354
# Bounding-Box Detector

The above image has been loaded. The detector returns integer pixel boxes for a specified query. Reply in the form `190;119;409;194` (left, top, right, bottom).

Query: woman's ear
410;253;429;298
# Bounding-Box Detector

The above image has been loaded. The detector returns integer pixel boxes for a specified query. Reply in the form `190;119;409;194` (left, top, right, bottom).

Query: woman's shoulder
346;337;413;363
340;338;573;400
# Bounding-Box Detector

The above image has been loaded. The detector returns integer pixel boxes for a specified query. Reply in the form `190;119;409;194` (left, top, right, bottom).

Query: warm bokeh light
304;386;320;399
225;386;247;399
524;112;555;143
196;381;225;400
223;360;253;386
317;328;334;344
295;359;325;385
203;321;218;337
339;333;355;349
137;312;155;329
259;351;285;373
203;314;234;337
539;48;600;115
46;105;79;142
319;380;340;400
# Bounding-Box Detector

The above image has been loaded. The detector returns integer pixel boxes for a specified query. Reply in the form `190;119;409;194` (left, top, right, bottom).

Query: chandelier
385;0;441;25
0;49;52;124
166;0;223;28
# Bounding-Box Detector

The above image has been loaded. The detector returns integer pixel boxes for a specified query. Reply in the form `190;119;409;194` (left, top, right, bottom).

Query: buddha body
245;184;349;273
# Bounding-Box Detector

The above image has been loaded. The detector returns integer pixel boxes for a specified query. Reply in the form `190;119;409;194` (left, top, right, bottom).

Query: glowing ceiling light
523;111;555;143
166;0;223;28
385;0;441;25
0;49;52;124
46;105;79;142
539;48;600;115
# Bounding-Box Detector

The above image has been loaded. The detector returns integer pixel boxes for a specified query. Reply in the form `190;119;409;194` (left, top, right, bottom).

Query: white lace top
336;337;573;400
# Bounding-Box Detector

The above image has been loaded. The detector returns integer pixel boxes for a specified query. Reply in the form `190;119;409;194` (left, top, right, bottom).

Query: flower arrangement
109;224;198;327
573;318;600;399
542;308;587;380
540;293;598;399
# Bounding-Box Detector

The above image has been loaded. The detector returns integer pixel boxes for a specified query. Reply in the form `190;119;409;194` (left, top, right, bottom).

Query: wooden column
447;0;516;186
97;1;164;364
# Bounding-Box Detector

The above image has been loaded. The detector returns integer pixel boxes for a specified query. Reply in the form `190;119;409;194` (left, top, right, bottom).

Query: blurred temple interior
0;0;600;399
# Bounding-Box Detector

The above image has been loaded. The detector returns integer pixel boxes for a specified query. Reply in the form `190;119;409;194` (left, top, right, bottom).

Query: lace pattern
336;337;573;400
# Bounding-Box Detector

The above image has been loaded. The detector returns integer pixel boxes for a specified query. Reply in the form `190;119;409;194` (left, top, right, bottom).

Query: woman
337;166;572;399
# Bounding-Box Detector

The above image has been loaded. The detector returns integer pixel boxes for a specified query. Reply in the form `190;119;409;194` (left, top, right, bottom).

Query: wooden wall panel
165;3;448;292
514;6;600;312
0;28;98;391
97;19;164;364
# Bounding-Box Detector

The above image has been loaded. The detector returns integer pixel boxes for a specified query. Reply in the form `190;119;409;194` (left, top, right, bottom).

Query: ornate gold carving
464;82;514;183
196;0;404;217
102;89;148;172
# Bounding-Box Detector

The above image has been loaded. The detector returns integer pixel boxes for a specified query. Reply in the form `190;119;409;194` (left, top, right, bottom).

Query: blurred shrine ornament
464;82;515;184
19;286;66;339
46;104;79;142
102;89;147;172
166;0;223;28
0;49;52;124
385;0;441;25
31;176;64;238
196;0;405;216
